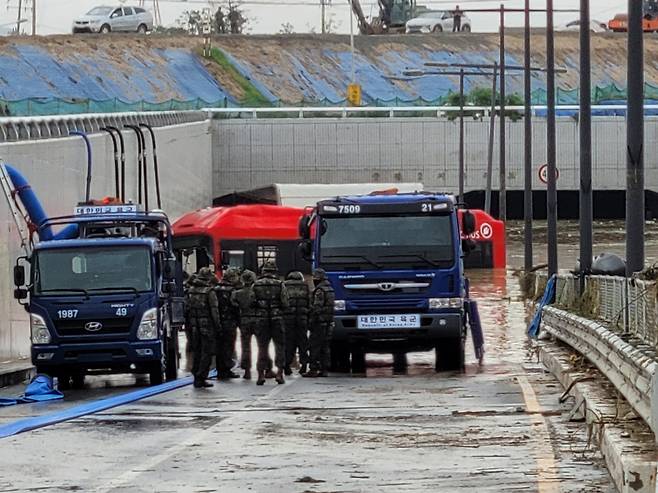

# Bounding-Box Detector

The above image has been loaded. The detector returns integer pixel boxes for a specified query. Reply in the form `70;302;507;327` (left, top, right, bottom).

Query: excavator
350;0;430;34
608;0;658;32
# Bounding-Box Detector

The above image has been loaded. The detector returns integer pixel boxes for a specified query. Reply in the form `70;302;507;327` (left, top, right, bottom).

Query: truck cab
300;192;476;372
13;205;183;388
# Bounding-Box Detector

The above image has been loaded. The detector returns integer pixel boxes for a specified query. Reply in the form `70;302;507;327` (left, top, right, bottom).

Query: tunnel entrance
464;190;658;220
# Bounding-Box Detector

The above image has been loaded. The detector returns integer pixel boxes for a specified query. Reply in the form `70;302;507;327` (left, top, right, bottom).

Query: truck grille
350;298;427;312
55;318;134;338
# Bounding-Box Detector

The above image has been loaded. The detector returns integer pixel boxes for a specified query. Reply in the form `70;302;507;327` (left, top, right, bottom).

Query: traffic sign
538;164;559;184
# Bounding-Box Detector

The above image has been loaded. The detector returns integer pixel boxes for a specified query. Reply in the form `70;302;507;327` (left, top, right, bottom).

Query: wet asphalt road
0;268;615;493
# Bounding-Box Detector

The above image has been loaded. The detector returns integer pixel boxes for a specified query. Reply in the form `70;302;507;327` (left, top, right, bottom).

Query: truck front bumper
32;340;163;371
332;312;464;350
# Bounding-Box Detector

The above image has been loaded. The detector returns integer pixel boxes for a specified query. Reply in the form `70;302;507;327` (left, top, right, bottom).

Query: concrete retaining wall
212;117;658;198
0;121;213;361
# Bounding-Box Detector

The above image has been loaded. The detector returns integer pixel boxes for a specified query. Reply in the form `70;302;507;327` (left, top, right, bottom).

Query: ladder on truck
0;161;32;256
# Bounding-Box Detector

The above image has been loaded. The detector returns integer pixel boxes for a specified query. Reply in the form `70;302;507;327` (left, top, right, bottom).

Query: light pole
626;0;645;275
579;0;593;287
499;4;506;222
546;0;558;276
523;0;533;272
485;62;498;215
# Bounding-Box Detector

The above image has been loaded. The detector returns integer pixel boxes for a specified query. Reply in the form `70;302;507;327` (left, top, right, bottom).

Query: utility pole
31;0;36;35
321;0;327;34
16;0;23;34
626;0;645;275
579;0;593;287
485;62;498;215
523;0;533;272
499;4;506;222
459;68;465;202
546;0;558;276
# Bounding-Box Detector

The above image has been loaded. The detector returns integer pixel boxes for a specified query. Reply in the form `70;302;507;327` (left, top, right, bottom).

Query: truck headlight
137;308;158;340
334;300;346;311
30;313;51;344
429;298;463;309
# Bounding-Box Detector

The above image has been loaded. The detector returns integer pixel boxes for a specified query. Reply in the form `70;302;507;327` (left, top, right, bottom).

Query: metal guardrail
537;273;658;347
0;111;205;143
205;104;658;120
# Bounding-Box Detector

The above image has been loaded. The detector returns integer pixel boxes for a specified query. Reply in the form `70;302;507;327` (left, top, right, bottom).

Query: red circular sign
539;164;560;184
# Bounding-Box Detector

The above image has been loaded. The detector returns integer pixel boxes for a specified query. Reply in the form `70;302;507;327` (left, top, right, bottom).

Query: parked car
72;6;153;34
558;19;608;32
405;11;472;33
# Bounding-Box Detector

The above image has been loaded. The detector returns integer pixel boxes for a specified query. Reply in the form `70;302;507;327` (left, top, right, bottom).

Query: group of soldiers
185;260;335;388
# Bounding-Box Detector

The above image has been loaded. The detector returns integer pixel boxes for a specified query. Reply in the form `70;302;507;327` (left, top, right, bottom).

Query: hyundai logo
84;321;103;332
378;283;395;292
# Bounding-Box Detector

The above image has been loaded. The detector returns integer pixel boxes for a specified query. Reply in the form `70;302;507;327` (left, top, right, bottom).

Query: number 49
116;308;128;316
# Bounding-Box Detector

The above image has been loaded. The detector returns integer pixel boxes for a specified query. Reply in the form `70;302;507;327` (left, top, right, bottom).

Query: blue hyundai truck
11;205;183;388
298;192;482;373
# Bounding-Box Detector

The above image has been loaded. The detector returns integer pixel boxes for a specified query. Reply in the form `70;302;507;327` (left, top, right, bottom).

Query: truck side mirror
14;265;25;287
298;240;312;261
462;210;476;236
14;288;28;300
298;215;310;239
164;258;177;280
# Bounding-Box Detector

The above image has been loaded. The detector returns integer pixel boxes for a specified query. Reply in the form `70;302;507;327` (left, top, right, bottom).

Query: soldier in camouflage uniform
187;267;221;388
231;269;258;380
252;260;289;385
214;267;242;380
283;271;311;375
304;268;335;378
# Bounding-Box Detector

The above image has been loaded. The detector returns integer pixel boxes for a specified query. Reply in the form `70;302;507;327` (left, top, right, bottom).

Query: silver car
406;11;472;33
72;6;153;34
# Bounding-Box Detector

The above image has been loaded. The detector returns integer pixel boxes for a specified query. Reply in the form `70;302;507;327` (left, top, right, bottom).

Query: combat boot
256;370;266;386
284;366;292;376
275;369;285;385
303;369;319;378
265;369;276;379
299;363;308;375
243;369;251;380
194;379;214;388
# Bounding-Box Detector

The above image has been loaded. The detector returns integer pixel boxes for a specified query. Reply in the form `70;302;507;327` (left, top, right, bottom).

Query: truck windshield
319;214;455;270
34;246;153;296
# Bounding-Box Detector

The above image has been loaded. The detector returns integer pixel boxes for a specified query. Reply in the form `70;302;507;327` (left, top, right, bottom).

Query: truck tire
71;372;86;389
100;24;111;34
432;24;443;33
330;342;351;373
393;352;408;374
57;373;72;390
149;363;165;386
351;348;366;374
435;337;465;372
165;335;179;381
137;23;148;34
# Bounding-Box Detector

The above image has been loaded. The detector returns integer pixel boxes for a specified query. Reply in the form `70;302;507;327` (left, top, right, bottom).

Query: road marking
516;373;560;493
95;379;295;493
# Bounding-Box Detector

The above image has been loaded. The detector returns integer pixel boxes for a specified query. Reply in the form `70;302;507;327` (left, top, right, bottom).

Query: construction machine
608;0;658;32
351;0;430;34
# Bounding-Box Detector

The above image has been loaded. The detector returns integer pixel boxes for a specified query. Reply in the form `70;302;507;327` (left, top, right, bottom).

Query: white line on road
95;379;295;493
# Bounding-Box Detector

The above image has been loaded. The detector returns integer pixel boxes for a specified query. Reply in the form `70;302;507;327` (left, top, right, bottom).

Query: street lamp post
523;0;533;272
579;0;593;288
459;69;465;201
485;62;498;215
626;0;645;275
546;0;558;276
499;4;506;222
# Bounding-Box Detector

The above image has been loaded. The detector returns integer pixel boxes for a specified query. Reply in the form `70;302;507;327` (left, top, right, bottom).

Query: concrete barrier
0;121;213;361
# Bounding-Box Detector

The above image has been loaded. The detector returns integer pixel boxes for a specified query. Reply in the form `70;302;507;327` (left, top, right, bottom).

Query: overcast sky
2;0;628;35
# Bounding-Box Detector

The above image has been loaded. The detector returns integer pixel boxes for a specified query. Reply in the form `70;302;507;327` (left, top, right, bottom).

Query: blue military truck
3;149;183;388
298;192;482;372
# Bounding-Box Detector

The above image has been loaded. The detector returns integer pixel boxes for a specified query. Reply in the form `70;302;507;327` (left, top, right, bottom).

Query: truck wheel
137;23;148;34
100;24;111;34
57;373;72;390
393;352;408;374
149;363;165;386
165;336;179;381
351;348;366;375
71;372;86;389
432;24;443;33
435;337;465;372
330;342;351;373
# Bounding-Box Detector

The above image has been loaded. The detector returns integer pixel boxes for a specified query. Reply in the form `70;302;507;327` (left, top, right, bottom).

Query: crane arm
349;0;374;34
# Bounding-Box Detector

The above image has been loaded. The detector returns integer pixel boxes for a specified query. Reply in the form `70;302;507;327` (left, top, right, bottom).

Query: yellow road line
516;373;560;493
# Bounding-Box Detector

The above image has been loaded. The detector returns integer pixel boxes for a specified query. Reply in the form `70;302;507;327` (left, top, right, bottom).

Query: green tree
444;87;523;121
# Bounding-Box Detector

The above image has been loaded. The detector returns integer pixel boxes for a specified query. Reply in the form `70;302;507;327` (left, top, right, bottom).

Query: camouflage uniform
214;268;241;379
252;260;289;385
183;272;196;367
231;269;259;379
187;268;221;387
283;271;310;374
306;268;335;377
